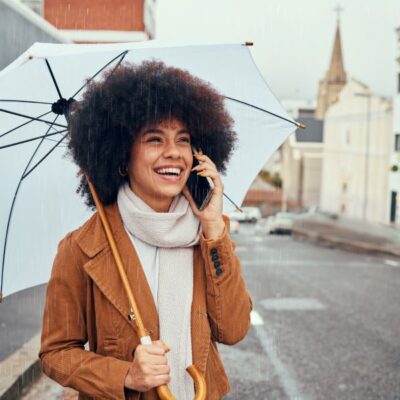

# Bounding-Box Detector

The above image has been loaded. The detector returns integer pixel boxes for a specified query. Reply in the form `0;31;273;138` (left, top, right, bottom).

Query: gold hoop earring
118;164;128;177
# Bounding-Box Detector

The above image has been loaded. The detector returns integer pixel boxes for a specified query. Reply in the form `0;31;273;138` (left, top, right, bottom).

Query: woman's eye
147;137;162;142
179;137;191;143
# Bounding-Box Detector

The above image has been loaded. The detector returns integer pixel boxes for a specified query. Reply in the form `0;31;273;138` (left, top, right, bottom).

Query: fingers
194;153;216;168
192;157;223;193
128;345;171;392
152;340;170;353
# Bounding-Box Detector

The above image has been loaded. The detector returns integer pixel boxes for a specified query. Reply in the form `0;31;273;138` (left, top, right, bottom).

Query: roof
295;117;324;143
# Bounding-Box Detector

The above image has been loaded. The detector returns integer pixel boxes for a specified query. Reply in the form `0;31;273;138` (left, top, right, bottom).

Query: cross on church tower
334;4;344;23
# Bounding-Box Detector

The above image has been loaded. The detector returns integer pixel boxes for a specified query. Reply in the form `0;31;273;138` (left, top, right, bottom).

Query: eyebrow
142;128;190;135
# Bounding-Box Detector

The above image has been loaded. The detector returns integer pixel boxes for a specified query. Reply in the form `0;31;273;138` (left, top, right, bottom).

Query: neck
129;184;173;213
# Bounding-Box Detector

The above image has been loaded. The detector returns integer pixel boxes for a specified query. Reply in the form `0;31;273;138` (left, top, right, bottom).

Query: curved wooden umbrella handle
187;365;207;400
87;177;207;400
154;365;206;400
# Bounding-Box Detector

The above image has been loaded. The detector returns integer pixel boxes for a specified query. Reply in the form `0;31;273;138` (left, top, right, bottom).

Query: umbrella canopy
0;40;297;299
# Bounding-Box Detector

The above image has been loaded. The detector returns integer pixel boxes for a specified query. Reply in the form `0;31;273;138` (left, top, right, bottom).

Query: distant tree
258;170;282;188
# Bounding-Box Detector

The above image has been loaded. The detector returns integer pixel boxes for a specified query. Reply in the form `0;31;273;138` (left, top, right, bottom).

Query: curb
292;227;400;258
0;333;41;400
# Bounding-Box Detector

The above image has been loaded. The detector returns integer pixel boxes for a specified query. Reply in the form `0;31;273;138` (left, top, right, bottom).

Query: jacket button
211;254;219;262
214;261;221;268
210;248;218;255
216;267;223;276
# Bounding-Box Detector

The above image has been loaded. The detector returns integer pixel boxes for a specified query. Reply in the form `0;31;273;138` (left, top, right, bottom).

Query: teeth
156;168;182;175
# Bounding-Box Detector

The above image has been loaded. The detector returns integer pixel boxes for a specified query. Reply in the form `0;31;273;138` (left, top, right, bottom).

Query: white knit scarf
117;183;200;399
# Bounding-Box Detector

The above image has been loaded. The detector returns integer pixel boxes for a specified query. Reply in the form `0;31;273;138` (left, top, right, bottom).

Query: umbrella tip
297;122;306;129
243;41;254;46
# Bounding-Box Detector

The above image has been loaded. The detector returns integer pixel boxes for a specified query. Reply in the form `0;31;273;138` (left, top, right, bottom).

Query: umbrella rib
71;50;129;98
0;110;53;139
224;96;300;128
1;115;60;296
45;59;63;100
0;99;52;105
0;109;66;128
0;129;67;150
22;132;68;181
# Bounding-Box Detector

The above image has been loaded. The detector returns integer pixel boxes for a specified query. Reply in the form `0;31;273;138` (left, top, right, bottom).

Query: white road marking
260;297;325;311
251;309;306;400
384;259;400;267
250;310;264;325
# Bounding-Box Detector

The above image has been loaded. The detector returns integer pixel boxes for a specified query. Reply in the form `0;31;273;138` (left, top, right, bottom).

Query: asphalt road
4;222;400;399
221;223;400;400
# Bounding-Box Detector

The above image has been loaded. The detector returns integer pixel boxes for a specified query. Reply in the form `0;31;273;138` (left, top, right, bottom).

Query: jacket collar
75;203;121;258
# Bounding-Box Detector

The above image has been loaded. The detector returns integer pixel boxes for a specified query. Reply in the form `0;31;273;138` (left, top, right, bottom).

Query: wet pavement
5;223;400;399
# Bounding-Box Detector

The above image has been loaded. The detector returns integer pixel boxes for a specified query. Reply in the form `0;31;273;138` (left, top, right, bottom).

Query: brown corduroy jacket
39;202;252;400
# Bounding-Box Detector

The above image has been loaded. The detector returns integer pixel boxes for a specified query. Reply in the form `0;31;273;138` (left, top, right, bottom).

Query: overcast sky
155;0;399;102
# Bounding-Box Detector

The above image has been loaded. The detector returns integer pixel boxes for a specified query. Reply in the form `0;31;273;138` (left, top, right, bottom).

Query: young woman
39;61;253;400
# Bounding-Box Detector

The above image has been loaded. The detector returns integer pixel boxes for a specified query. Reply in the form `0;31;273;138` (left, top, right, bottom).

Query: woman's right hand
124;340;171;392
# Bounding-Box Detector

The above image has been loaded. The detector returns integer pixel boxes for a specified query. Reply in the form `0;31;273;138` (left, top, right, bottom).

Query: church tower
315;8;347;119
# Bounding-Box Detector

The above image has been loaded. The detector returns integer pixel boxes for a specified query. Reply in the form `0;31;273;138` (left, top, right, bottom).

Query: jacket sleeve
199;215;253;345
38;233;137;400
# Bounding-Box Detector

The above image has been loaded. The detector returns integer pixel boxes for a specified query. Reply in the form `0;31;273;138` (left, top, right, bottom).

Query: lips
154;166;185;182
155;167;182;176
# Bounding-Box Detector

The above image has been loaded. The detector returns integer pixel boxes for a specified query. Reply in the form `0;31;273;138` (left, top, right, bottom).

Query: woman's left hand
182;153;225;240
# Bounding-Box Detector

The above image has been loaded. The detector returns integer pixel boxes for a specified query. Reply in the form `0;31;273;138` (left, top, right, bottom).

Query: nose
162;141;181;159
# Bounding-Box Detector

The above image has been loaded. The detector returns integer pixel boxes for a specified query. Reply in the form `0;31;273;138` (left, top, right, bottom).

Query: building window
395;134;400;152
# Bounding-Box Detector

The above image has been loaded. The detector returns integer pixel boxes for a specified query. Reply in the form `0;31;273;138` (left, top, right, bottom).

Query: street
11;223;400;399
222;224;400;399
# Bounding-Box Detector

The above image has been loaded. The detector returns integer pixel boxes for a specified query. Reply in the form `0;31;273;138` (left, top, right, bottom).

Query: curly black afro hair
67;60;237;208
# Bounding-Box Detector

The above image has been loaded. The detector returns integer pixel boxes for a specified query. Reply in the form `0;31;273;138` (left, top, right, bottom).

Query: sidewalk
292;213;400;258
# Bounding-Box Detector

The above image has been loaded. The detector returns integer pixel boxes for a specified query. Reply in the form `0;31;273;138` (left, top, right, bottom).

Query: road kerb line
250;310;264;325
251;309;307;400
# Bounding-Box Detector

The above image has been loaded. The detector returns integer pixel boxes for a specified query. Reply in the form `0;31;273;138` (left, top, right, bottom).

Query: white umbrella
0;40;299;299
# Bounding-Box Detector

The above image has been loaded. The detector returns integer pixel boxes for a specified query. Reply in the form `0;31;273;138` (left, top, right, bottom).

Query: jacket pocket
102;336;123;359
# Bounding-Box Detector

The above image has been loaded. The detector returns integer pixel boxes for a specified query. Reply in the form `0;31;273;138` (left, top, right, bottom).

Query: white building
281;116;323;210
388;26;400;225
280;18;347;212
320;79;393;223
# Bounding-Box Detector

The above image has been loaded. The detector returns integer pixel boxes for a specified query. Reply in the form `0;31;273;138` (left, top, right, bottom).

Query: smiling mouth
155;167;182;176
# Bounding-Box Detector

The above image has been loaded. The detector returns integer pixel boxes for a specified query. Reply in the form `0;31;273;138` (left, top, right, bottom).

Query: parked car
229;207;262;223
266;212;298;234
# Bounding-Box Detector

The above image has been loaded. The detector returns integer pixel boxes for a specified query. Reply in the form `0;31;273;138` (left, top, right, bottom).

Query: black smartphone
186;146;214;210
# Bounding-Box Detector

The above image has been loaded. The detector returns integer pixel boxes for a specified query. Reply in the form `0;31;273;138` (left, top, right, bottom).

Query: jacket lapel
77;203;159;339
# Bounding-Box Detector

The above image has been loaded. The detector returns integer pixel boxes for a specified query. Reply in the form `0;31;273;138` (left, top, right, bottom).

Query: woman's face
127;117;193;212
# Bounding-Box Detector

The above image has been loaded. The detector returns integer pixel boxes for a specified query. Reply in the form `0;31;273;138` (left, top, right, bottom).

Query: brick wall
44;0;144;31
